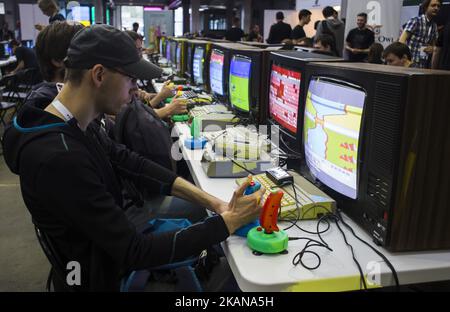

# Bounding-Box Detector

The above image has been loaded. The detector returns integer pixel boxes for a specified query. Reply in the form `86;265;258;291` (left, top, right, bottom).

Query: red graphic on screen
269;64;301;134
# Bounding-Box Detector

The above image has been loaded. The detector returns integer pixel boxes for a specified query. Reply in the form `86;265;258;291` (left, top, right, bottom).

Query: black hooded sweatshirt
2;84;230;291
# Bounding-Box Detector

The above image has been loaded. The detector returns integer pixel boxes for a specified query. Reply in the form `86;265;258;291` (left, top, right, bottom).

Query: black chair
14;68;41;111
0;73;20;127
34;224;73;292
34;222;203;292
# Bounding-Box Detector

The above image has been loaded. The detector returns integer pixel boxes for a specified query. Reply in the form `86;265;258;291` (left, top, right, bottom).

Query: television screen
269;64;301;134
304;77;365;199
229;55;251;112
176;44;182;72
4;42;11;57
209;49;225;96
166;41;171;61
193;46;205;85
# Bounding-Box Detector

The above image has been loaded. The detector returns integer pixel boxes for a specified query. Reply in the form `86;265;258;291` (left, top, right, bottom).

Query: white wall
19;3;48;41
296;0;342;10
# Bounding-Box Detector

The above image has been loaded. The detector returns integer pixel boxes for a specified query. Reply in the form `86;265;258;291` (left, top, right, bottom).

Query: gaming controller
247;188;288;254
234;177;262;237
184;117;207;149
171;86;190;122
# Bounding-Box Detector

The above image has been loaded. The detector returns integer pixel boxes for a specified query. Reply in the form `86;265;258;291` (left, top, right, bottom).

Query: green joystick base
247;227;288;254
172;114;190;122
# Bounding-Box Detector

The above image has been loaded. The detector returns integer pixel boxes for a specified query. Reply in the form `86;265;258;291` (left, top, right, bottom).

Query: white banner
345;0;403;47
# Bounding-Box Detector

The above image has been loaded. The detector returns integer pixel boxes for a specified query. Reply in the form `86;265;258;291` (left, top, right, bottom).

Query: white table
0;56;17;68
174;122;450;292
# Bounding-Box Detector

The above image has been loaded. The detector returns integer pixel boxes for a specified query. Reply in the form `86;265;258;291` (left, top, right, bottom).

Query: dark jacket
316;18;345;57
2;91;230;291
115;100;175;172
267;21;292;44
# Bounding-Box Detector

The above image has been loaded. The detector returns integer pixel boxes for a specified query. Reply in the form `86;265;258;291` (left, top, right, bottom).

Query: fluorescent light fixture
144;6;163;11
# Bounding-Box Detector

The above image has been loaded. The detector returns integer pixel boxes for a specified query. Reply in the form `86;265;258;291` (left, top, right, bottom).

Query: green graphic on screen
229;55;251;112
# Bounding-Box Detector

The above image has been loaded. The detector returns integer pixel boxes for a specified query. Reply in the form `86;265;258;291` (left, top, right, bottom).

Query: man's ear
91;64;105;87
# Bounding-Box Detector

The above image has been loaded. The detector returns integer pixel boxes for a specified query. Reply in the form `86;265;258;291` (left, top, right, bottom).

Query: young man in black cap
2;24;264;291
267;11;292;44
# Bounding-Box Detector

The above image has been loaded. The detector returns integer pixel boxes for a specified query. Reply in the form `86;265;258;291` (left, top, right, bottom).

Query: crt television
186;40;211;89
0;41;11;60
228;47;276;124
208;42;255;106
301;62;450;252
209;48;227;102
267;51;342;156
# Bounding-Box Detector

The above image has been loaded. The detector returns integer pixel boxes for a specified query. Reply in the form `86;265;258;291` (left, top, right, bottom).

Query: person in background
311;20;321;43
35;0;66;31
432;21;450;70
367;43;384;64
247;24;263;42
297;37;313;47
224;17;245;42
9;39;41;79
133;22;139;33
292;9;312;44
316;6;345;57
313;34;336;56
345;13;375;62
267;11;292;44
280;39;294;50
399;0;442;68
124;30;187;120
14;21;21;41
0;22;14;41
34;22;83;87
383;42;417;67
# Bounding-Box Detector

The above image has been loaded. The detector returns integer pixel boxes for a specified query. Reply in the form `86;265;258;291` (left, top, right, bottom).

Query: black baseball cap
64;24;162;80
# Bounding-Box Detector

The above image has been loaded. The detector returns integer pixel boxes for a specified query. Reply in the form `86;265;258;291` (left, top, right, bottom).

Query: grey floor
0;156;49;291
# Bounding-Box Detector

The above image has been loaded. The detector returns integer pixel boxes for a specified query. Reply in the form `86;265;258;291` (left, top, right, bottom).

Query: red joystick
259;189;283;235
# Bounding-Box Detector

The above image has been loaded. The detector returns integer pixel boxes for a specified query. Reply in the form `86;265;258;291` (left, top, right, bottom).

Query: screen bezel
228;54;252;114
303;75;367;200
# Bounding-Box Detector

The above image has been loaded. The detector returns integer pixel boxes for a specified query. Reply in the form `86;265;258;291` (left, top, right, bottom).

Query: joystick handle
234;177;261;237
259;189;283;234
244;179;261;195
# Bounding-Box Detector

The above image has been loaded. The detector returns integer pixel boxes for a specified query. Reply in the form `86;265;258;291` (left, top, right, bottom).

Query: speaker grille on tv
370;82;402;173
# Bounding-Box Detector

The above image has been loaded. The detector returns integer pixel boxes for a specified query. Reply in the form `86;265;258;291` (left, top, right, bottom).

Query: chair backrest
34;224;72;291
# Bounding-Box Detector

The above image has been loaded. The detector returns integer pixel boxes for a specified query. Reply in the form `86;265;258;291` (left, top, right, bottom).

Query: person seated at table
2;24;265;292
382;42;417;67
123;30;187;120
313;34;338;56
9;40;38;74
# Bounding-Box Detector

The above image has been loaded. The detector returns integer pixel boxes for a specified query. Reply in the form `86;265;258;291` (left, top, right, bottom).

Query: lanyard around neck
51;99;73;122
